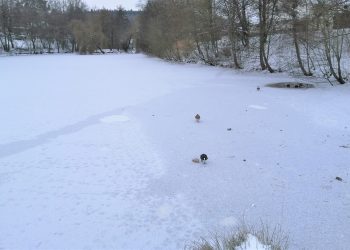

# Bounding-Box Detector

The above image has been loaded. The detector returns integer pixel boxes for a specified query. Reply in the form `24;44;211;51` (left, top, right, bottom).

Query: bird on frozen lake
257;86;261;91
195;114;201;122
200;154;208;164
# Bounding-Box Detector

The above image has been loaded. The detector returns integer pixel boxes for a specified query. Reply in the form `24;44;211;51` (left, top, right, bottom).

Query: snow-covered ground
0;54;349;250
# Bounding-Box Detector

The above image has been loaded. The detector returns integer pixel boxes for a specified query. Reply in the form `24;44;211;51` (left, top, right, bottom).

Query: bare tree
313;0;349;84
282;0;313;76
256;0;278;72
138;0;193;60
66;0;87;52
218;0;247;68
19;0;49;53
0;0;16;52
70;15;107;54
190;0;222;65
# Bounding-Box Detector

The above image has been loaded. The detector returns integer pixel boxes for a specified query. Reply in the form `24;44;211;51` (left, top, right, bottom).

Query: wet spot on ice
100;115;130;123
249;105;267;110
219;216;237;227
266;82;314;89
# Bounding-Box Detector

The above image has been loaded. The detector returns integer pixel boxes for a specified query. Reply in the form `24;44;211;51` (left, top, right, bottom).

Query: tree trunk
258;0;267;70
322;28;346;84
97;46;105;54
56;40;60;53
259;36;267;70
258;0;276;72
31;38;36;53
293;24;312;76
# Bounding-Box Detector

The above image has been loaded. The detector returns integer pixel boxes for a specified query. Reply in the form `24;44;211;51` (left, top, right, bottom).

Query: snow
248;105;268;110
238;234;271;250
0;54;349;250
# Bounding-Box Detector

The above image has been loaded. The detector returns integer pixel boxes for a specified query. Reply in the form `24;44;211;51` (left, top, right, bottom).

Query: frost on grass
188;223;288;250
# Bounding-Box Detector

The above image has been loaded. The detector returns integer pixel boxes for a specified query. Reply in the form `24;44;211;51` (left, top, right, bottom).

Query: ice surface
0;54;349;250
249;105;268;110
100;115;130;123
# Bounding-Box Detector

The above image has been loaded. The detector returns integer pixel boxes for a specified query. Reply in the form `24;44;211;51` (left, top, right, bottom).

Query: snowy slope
0;54;349;250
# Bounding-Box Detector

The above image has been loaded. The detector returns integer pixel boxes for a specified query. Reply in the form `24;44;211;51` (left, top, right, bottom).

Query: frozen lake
0;54;349;249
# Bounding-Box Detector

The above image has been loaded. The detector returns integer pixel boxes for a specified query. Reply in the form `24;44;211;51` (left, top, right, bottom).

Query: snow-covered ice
0;54;349;250
249;105;268;110
100;115;130;123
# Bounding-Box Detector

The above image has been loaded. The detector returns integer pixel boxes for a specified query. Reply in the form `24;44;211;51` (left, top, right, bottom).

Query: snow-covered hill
0;54;349;249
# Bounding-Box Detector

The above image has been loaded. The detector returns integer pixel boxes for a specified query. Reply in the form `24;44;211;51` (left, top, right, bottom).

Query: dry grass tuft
186;221;289;250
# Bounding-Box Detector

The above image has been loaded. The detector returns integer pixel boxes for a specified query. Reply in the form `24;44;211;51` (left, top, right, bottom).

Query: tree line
0;0;134;54
137;0;350;84
1;0;349;84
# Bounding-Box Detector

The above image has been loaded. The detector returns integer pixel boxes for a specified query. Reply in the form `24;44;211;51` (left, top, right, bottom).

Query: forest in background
1;0;350;84
138;0;350;84
0;0;137;54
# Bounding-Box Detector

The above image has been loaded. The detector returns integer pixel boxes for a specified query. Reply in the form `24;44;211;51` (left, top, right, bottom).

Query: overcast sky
84;0;143;10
